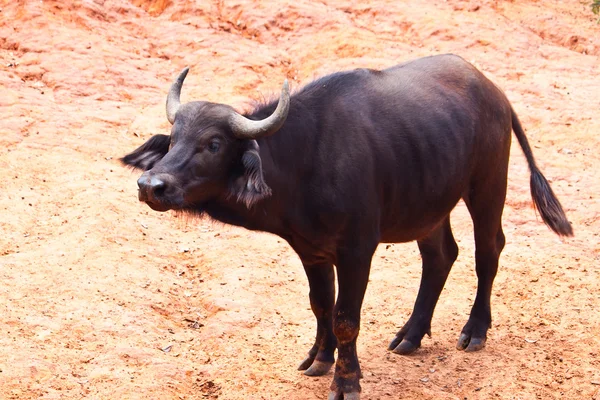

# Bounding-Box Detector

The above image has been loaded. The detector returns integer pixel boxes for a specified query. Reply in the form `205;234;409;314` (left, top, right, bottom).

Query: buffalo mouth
138;189;178;212
136;177;210;214
144;200;171;212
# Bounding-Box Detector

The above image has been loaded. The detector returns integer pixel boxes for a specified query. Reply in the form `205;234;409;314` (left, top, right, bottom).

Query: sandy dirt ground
1;0;599;399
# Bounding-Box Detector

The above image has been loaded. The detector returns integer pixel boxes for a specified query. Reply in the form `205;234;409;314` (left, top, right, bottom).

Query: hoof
388;335;402;351
328;391;360;400
456;333;470;350
456;333;486;352
298;355;314;371
465;337;486;352
388;326;430;351
391;339;419;355
304;360;334;376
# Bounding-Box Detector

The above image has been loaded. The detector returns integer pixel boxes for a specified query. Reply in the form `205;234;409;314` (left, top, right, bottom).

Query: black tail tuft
530;168;573;237
512;106;573;237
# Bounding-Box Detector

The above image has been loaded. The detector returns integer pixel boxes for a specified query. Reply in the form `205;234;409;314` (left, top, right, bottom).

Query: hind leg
457;177;507;352
389;217;459;355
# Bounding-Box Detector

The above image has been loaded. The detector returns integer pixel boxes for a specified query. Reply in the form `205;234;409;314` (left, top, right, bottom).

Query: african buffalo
121;54;572;399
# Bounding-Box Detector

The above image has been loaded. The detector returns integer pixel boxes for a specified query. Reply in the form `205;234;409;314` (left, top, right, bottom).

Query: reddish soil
1;1;599;399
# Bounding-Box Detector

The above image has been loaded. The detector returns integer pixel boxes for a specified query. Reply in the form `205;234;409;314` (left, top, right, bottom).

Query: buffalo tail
511;107;573;237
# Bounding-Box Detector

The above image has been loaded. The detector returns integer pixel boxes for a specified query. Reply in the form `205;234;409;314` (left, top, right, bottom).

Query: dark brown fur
121;54;572;399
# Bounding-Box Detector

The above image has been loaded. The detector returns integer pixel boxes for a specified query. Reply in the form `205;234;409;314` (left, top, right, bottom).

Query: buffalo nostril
137;175;167;198
150;176;166;194
137;176;149;190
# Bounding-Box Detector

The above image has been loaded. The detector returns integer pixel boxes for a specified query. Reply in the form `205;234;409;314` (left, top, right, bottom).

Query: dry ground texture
1;0;599;399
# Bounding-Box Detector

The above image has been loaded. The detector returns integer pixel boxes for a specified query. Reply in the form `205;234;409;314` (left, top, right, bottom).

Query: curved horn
229;80;290;139
166;67;189;124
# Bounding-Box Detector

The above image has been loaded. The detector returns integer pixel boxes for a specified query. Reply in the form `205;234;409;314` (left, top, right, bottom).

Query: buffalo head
121;68;290;212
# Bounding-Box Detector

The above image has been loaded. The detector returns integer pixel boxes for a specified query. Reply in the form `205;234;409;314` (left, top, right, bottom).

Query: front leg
329;240;377;400
298;262;337;376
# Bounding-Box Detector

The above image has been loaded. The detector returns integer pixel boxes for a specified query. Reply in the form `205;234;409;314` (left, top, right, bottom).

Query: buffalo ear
235;141;272;208
120;134;170;171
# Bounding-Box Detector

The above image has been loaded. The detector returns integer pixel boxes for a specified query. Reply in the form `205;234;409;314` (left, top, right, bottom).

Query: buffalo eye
207;141;220;153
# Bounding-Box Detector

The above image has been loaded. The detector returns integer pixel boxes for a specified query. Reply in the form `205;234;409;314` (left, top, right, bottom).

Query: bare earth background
1;1;599;399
